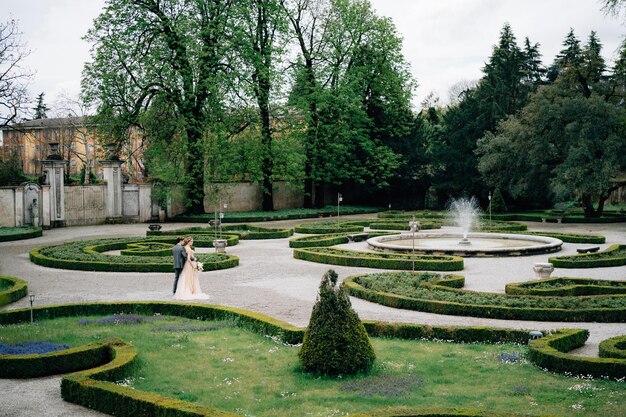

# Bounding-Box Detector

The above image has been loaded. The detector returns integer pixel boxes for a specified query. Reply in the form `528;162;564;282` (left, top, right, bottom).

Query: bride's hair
182;237;193;246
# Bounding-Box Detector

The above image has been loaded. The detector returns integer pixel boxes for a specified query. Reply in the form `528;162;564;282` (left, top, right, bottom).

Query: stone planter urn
213;239;228;253
148;224;162;231
533;262;554;279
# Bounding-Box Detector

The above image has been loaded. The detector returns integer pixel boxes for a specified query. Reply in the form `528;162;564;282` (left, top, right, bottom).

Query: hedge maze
343;272;626;322
29;237;239;272
0;301;624;417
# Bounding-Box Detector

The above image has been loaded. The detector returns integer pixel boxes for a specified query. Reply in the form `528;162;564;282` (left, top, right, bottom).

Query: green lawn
1;315;624;417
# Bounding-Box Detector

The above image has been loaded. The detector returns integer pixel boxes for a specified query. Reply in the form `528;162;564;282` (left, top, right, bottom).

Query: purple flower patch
0;341;69;355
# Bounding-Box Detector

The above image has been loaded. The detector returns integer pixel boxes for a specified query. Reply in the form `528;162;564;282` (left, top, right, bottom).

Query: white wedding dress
174;247;209;300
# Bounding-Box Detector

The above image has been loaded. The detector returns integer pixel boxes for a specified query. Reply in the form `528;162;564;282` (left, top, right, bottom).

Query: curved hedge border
148;224;293;239
506;277;626;296
377;210;445;220
295;222;364;234
343;273;626;322
0;276;28;307
289;231;394;248
294;247;464;271
522;231;606;244
368;220;442;231
528;329;626;379
476;221;527;232
30;237;239;272
0;301;621;415
599;335;626;359
0;338;113;378
492;211;626;223
0;226;42;242
173;205;382;223
549;244;626;268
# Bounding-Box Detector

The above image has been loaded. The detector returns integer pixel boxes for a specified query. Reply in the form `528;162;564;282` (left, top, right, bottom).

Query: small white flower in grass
223;357;234;363
571;404;584;410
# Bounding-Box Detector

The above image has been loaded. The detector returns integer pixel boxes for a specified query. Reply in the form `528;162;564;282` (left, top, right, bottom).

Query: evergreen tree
32;92;49;119
299;270;375;376
434;24;542;202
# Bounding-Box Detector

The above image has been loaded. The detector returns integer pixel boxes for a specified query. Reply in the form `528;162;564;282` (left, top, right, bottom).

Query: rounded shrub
299;270;375;376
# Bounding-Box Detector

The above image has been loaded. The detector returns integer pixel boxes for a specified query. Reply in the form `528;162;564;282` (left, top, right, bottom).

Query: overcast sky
5;0;625;112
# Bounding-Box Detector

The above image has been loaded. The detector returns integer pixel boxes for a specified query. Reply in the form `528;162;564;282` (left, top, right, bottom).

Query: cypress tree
299;270;375;376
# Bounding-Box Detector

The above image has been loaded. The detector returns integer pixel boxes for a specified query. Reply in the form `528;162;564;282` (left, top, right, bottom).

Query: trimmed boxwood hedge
30;237;239;272
368;220;442;231
549;244;626;268
491;211;626;223
343;272;626;322
293;247;464;271
1;300;621;415
289;231;394;248
0;338;112;378
173;205;382;223
377;210;445;220
294;222;365;234
528;329;626;379
599;335;626;359
148;224;293;239
506;277;626;296
0;276;28;306
521;231;606;244
0;226;42;242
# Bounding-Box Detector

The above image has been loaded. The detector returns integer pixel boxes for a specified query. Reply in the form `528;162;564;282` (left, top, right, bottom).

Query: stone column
41;143;68;228
41;185;51;229
100;159;124;218
14;187;24;227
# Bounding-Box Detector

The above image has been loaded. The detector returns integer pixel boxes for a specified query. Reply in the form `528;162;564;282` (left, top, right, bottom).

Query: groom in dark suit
172;237;187;294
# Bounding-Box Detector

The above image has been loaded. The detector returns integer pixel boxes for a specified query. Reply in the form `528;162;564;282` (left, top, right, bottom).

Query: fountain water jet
448;197;480;245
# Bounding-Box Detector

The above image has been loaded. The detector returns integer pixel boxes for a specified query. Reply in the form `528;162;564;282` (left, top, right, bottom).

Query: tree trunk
186;124;206;214
259;83;274;212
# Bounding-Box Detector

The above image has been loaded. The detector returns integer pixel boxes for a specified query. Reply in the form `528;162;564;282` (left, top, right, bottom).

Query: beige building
1;116;145;182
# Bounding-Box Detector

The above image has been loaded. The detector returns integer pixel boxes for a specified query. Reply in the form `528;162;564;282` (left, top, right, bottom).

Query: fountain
367;197;563;257
448;197;480;245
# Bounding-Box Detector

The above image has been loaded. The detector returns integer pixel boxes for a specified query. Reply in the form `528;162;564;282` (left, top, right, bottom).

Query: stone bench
576;246;600;254
347;233;369;243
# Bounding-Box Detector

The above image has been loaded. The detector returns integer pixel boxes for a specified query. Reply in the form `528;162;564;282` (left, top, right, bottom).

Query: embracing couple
172;236;209;300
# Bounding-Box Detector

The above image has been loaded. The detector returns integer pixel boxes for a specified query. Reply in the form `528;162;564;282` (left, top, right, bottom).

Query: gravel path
0;216;625;416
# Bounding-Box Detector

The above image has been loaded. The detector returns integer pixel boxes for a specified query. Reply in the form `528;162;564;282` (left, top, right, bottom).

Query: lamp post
337;193;343;225
29;294;35;324
409;216;420;272
488;191;492;228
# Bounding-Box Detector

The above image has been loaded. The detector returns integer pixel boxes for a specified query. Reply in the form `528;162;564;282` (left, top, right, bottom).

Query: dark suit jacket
172;244;187;269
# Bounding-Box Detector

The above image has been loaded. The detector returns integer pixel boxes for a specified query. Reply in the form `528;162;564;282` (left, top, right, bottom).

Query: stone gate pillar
100;158;124;218
40;142;67;228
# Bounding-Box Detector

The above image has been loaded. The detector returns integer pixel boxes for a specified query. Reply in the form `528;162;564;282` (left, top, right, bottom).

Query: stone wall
204;181;303;212
0;187;17;227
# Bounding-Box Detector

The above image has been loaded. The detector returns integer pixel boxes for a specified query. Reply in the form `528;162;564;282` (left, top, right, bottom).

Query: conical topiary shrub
298;269;375;376
489;188;508;213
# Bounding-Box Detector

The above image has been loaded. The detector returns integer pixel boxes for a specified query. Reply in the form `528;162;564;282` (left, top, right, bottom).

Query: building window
88;144;94;152
34;130;39;139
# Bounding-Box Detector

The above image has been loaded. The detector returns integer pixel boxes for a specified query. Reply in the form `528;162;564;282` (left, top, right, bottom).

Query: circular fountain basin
367;232;563;257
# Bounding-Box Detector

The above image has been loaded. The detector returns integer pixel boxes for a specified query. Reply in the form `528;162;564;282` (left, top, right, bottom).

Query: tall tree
0;19;31;128
435;24;541;202
284;0;411;207
83;0;235;213
32;92;49;119
477;86;626;217
232;0;288;211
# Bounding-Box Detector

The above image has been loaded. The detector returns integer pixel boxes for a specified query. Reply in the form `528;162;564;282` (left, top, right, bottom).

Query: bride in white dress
173;237;209;300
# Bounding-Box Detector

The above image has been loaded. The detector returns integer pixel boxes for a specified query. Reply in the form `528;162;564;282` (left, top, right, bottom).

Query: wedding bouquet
196;262;204;272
